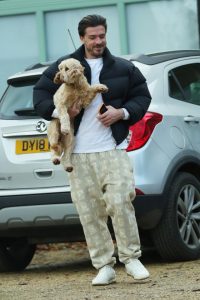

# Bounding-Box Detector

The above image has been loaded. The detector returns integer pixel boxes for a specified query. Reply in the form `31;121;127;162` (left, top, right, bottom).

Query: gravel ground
0;242;200;300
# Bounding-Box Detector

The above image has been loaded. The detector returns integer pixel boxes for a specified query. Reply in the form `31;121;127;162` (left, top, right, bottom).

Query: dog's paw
98;84;108;93
52;158;61;165
65;166;73;172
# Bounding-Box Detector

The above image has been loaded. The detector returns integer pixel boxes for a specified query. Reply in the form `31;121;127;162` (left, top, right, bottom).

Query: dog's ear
81;65;85;73
54;72;63;84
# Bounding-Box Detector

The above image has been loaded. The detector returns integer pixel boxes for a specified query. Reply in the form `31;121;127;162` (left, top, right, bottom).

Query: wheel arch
135;155;200;231
163;155;200;197
154;154;200;228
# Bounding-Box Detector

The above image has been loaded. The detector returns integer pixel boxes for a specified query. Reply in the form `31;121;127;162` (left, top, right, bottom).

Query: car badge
36;120;47;132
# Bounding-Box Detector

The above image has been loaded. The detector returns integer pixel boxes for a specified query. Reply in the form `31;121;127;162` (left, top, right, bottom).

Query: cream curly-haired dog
47;58;108;172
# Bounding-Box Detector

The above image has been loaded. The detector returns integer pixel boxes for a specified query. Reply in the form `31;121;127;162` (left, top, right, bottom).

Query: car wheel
0;238;36;272
152;172;200;261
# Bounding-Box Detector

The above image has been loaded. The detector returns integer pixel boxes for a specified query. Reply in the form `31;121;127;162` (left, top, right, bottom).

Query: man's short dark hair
78;14;107;37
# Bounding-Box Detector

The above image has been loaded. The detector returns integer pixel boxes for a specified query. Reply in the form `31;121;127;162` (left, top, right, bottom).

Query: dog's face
54;58;84;85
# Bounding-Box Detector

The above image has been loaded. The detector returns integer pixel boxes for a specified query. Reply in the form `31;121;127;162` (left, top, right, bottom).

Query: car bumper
0;188;80;234
0;190;72;209
0;189;166;233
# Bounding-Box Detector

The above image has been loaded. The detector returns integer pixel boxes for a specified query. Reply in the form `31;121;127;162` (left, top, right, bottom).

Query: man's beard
89;45;105;58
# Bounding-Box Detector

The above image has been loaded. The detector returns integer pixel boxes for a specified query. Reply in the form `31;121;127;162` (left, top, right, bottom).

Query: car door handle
184;116;199;123
34;169;53;179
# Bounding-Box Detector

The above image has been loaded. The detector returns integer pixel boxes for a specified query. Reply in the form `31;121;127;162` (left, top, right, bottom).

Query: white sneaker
125;259;150;280
92;265;116;286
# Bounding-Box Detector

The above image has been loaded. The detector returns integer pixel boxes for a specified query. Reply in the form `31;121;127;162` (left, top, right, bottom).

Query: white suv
0;50;200;271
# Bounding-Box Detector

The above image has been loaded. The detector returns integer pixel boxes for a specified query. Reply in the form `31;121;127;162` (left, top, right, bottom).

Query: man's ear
53;72;63;84
80;35;85;43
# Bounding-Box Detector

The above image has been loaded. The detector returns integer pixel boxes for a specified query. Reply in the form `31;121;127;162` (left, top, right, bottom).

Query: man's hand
97;105;124;127
68;102;81;119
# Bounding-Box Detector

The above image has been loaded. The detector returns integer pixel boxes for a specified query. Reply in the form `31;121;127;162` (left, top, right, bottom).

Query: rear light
135;188;144;195
126;112;163;151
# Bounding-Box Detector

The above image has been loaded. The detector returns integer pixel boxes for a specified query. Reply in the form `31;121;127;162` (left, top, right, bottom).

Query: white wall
0;14;39;97
126;0;198;54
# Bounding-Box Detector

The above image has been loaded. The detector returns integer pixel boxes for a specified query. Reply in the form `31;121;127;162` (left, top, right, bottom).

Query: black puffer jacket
33;45;151;145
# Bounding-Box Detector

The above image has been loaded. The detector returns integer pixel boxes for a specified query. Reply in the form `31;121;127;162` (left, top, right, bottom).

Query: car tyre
152;172;200;261
0;238;36;272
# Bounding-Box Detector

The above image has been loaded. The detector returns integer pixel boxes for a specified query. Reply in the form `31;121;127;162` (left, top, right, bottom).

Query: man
33;14;151;285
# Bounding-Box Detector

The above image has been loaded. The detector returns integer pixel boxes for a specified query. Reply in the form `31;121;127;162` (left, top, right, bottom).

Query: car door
166;60;200;152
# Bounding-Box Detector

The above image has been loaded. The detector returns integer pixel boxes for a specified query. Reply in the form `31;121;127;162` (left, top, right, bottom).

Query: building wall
0;0;199;97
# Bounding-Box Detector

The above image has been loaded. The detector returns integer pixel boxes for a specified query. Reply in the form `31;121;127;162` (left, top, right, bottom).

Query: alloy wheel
177;184;200;249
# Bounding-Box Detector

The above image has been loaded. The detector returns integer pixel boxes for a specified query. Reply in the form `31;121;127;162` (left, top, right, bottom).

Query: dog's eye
65;67;69;71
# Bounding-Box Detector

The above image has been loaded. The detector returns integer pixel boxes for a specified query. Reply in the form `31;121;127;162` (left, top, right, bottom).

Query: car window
0;80;39;119
168;63;200;106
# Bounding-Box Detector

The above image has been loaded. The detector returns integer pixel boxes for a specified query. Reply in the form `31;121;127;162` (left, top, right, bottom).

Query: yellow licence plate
16;137;50;154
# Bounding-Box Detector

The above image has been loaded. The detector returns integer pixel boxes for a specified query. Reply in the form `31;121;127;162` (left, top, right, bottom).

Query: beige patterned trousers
68;149;141;269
